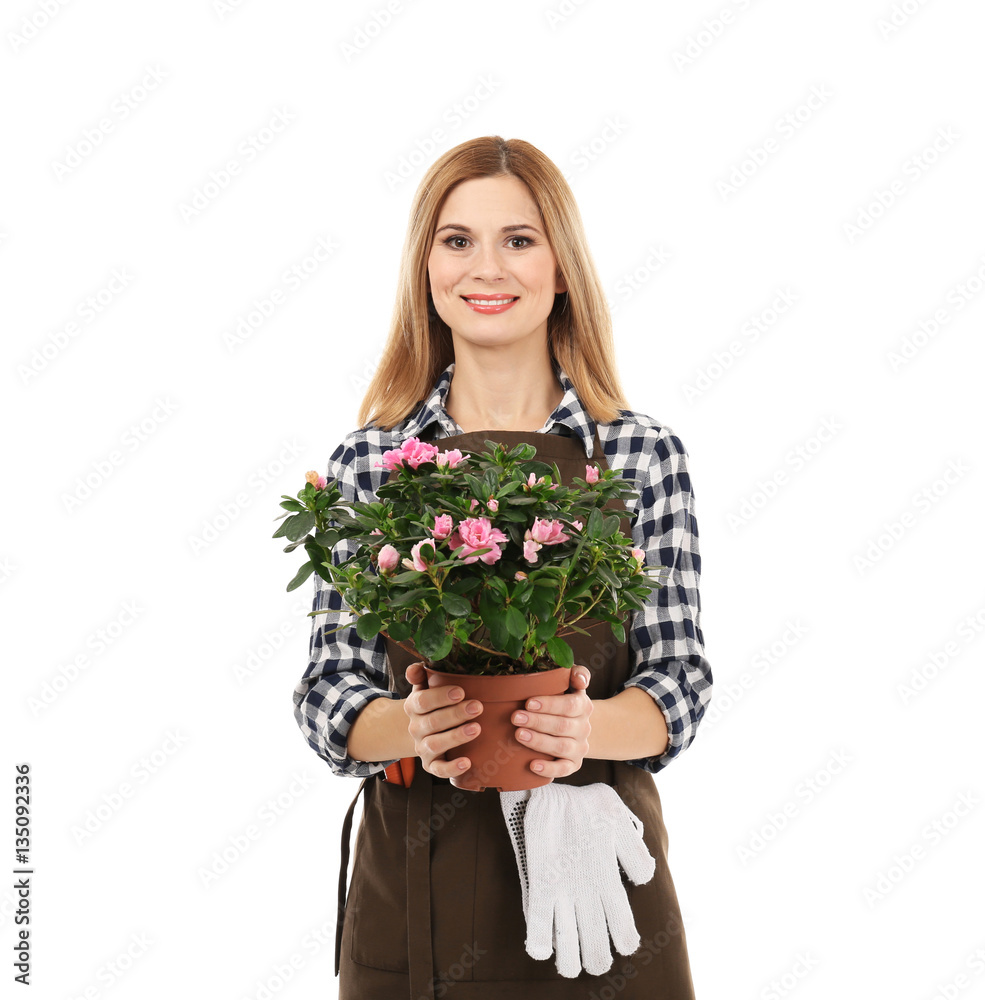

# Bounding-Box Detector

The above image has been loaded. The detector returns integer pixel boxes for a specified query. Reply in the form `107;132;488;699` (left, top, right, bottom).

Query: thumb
572;665;591;688
405;661;426;690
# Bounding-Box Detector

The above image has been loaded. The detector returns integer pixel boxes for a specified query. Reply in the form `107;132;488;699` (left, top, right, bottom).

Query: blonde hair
356;135;630;431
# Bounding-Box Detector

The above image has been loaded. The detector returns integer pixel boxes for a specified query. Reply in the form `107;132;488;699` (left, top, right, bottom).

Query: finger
570;666;591;688
553;899;581;979
523;667;589;715
524;692;590;721
575;892;614;977
610;802;657;886
600;885;641;959
525;885;555;962
407;665;469;716
405;661;426;692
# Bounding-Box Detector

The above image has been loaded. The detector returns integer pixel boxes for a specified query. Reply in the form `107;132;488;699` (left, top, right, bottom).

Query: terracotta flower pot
424;664;573;792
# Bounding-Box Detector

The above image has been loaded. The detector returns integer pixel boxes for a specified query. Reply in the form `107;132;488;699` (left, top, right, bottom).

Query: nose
471;242;508;282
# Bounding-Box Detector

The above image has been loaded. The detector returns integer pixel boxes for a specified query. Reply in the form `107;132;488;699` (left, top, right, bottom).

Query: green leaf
312;559;335;585
480;597;507;636
586;507;603;539
600;514;620;538
279;499;306;513
286;561;314;592
535;617;558;641
564;577;595;600
504;605;528;638
386;619;413;641
527;589;555;622
562;622;592;637
415;606;448;659
546;636;574;669
391;587;433;607
609;620;626;643
495;509;529;523
441;592;472;617
285;511;317;542
597;564;621;589
272;516;294;539
356;613;383;641
503;632;523;659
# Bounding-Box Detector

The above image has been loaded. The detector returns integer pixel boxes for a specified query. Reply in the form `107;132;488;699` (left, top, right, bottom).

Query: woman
293;135;712;998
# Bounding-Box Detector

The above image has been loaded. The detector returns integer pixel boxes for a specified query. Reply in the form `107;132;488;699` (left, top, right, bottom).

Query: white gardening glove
499;782;656;978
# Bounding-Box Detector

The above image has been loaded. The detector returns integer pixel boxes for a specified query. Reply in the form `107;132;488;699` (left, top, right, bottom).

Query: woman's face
427;174;567;353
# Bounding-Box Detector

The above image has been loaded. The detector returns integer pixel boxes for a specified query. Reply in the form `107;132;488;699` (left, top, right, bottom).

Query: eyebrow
434;223;543;236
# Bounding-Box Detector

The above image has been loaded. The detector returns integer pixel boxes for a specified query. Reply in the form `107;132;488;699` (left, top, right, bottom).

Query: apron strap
335;775;370;977
407;763;435;1000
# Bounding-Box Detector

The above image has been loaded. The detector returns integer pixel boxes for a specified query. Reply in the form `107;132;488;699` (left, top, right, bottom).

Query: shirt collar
404;360;598;459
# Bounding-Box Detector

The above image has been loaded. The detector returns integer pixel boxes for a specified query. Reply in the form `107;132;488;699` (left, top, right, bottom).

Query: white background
4;1;984;997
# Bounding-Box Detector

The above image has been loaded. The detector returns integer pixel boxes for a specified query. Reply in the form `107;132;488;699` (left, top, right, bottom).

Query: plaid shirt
293;361;712;778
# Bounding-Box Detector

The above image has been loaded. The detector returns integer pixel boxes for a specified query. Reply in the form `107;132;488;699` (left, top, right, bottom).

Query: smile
461;295;520;313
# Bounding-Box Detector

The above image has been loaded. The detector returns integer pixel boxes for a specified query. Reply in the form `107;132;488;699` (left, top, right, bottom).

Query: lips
460;294;521;315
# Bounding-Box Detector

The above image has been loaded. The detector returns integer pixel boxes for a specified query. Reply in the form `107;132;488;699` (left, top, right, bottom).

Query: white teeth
464;297;518;305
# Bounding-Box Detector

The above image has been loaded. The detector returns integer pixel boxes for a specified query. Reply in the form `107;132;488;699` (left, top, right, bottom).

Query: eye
438;234;537;250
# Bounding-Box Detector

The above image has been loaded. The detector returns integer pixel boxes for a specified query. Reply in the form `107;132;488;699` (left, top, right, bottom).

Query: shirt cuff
306;687;402;779
618;674;690;774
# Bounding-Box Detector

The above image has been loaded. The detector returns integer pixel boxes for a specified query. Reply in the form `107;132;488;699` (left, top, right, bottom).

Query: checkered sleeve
291;438;401;779
620;425;713;773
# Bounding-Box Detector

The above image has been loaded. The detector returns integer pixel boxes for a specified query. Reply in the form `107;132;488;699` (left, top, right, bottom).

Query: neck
444;345;563;434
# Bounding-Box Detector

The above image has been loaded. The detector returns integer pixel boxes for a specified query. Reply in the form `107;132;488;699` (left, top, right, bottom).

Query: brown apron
334;426;697;999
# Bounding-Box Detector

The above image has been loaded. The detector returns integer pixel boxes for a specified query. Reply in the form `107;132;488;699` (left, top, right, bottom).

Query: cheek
429;265;460;297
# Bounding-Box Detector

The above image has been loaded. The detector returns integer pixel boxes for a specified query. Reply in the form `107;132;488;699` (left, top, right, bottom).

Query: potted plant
273;436;669;790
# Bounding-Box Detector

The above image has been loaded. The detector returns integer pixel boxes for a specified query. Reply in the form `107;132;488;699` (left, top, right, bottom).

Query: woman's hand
404;661;484;781
512;665;593;778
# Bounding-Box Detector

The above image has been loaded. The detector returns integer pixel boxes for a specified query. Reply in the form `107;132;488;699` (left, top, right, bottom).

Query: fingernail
527;700;540;711
466;702;481;714
514;712;528;724
532;762;544;772
449;688;463;700
517;730;530;741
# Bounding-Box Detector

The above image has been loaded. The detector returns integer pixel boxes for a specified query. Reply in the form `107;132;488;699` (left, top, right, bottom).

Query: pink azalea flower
447;517;509;565
631;547;646;569
377;544;400;573
469;498;479;511
377;436;440;471
486;497;499;512
402;539;436;573
585;464;600;484
525;472;545;489
514;571;528;581
435;448;469;468
571;520;584;532
526;517;570;546
523;538;542;564
431;514;454;539
370;528;384;536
